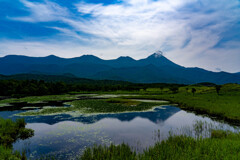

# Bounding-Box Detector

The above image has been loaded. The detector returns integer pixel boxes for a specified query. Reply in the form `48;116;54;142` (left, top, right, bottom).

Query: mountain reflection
5;105;181;125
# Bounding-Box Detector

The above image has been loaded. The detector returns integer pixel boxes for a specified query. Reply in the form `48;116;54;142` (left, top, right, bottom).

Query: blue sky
0;0;240;72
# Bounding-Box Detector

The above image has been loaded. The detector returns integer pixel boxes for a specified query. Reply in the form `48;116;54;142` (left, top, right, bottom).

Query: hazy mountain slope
0;61;113;77
61;63;112;77
157;66;240;84
91;65;192;84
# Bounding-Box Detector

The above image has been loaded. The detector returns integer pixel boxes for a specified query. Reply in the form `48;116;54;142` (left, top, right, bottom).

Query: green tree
215;85;222;95
0;118;34;160
160;86;164;94
192;88;196;96
169;87;179;94
0;118;34;147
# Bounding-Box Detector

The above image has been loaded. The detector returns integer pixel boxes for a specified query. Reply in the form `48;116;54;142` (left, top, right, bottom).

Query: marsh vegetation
17;98;168;116
81;129;240;160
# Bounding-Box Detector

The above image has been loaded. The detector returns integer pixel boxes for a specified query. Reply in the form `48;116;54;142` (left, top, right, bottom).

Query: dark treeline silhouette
0;79;184;97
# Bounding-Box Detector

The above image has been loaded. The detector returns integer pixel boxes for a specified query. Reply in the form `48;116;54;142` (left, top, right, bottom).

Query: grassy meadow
124;83;240;123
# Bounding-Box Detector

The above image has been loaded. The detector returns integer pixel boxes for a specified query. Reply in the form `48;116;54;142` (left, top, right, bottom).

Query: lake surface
0;100;238;159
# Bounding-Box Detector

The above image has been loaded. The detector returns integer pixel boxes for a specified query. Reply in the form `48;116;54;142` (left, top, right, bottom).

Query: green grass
19;94;79;102
18;98;167;116
68;99;164;113
80;130;240;160
124;84;240;123
141;132;240;160
0;93;137;106
160;92;240;122
0;103;12;107
0;94;82;106
81;143;136;160
0;98;20;104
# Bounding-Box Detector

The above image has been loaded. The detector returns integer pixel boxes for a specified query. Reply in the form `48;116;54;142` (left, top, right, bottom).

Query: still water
0;101;238;159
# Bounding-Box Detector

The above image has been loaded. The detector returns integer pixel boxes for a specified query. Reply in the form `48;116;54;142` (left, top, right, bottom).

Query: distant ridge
0;73;131;85
0;52;239;84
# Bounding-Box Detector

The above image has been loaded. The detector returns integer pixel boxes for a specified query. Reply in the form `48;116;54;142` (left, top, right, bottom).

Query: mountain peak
81;54;96;57
142;51;181;68
79;55;100;59
76;54;103;63
116;56;135;61
153;50;163;58
147;51;165;59
46;55;60;59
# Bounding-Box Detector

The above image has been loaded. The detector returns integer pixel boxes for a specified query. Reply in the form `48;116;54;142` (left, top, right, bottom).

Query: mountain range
0;52;239;84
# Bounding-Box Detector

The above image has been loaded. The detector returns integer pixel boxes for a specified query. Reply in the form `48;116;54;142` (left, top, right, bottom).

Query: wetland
1;91;240;159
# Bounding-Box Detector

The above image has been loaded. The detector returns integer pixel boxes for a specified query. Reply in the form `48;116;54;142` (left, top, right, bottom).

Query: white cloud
3;0;240;72
10;0;69;22
71;0;196;49
49;27;88;41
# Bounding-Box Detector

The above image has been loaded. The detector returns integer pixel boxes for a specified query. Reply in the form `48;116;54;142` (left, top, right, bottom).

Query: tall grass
80;121;240;160
81;144;137;160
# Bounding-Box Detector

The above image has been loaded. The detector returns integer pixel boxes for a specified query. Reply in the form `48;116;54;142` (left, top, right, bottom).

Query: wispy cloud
10;0;69;22
1;0;240;72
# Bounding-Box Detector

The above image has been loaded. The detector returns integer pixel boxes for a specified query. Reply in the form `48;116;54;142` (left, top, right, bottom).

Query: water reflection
0;104;238;159
5;105;179;125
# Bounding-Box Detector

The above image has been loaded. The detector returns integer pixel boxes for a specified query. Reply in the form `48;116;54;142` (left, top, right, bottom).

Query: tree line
0;79;185;97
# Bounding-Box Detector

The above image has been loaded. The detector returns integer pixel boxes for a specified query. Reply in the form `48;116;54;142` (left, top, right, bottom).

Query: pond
0;98;238;159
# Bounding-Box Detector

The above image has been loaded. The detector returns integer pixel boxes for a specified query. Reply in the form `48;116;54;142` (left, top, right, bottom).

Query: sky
0;0;240;73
